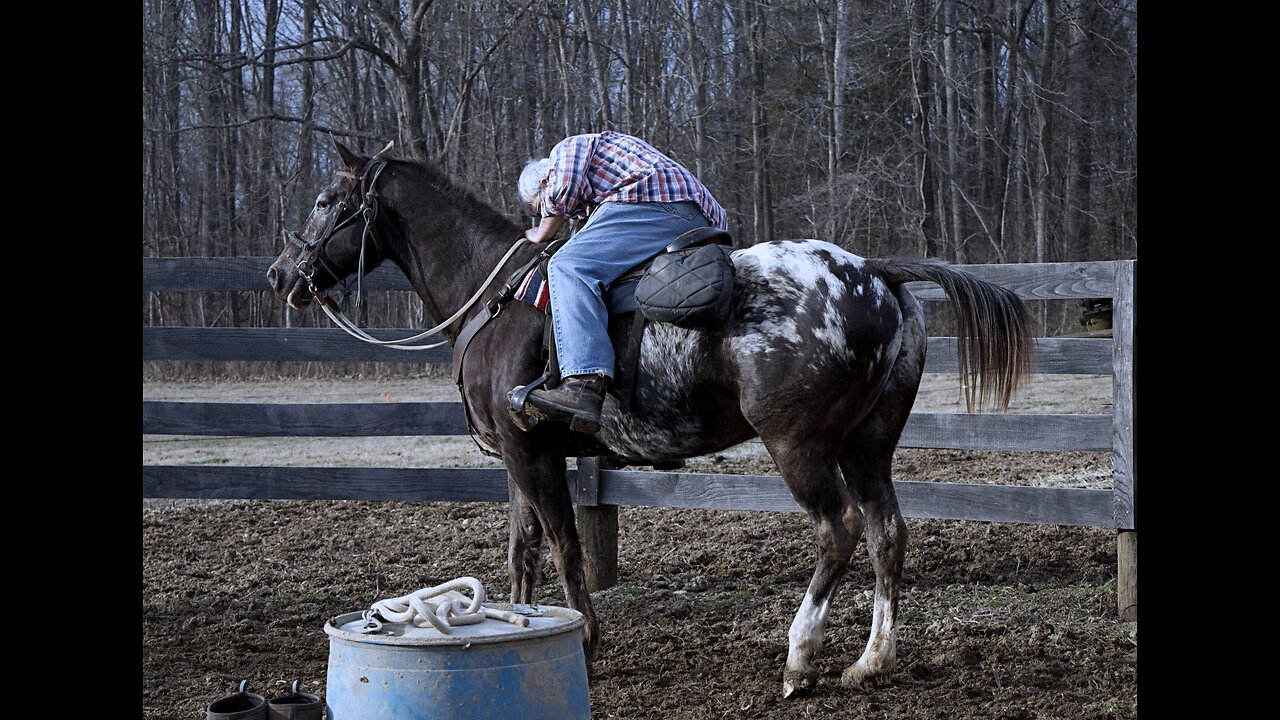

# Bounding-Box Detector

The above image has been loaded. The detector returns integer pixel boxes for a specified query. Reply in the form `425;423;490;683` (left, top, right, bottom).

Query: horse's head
267;140;397;309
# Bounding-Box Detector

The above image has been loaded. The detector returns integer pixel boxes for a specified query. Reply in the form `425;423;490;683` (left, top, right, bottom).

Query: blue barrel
324;603;590;720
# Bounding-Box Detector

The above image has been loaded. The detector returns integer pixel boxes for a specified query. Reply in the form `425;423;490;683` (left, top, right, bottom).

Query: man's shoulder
560;132;605;145
550;133;602;157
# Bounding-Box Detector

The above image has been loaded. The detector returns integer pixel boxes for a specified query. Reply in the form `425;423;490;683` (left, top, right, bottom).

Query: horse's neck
391;208;523;336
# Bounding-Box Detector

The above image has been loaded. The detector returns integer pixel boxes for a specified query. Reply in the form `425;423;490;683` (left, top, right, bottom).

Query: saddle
447;226;728;442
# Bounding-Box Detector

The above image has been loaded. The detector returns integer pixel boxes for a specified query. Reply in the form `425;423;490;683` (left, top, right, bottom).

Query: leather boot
525;373;609;434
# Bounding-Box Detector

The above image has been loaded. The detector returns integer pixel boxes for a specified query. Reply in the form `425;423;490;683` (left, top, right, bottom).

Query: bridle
287;157;389;310
284;156;539;352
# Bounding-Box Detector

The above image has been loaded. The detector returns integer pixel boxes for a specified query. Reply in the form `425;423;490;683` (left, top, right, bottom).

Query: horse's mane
395;157;521;237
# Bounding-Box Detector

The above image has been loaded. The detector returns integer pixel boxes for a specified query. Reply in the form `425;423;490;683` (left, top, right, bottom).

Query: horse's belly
599;402;753;460
596;324;750;460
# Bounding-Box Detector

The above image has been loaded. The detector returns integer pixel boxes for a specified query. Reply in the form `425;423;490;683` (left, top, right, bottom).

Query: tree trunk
1064;1;1093;261
681;0;707;177
553;2;574;139
977;0;998;253
741;0;773;244
1031;0;1057;264
942;0;965;264
297;0;316;224
618;0;635;131
827;0;850;242
996;0;1032;260
575;0;613;127
910;0;940;258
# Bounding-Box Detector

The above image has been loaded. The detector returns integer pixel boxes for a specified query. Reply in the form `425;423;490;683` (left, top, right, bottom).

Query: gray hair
517;158;552;204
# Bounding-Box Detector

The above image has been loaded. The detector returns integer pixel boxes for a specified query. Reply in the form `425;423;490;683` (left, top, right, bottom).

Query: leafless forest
142;0;1137;376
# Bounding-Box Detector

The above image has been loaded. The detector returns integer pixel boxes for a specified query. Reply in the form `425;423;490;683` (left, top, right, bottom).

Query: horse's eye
316;199;329;210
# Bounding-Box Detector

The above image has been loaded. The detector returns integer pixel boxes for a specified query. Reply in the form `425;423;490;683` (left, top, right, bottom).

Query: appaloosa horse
267;141;1033;697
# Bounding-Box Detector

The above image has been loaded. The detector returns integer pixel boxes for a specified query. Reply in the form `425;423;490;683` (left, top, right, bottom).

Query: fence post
1112;260;1136;621
573;456;619;592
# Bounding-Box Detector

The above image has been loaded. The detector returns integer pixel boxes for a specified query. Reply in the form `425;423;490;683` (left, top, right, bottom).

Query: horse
266;140;1033;697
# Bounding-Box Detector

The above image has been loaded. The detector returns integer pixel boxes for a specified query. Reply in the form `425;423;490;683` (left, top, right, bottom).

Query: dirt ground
142;374;1135;719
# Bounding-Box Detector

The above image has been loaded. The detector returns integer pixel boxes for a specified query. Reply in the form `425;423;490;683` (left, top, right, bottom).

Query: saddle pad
515;266;551;312
515;266;640;315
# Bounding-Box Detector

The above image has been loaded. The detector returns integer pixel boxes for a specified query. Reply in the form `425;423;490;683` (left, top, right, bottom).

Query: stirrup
506;370;555;431
522;392;601;434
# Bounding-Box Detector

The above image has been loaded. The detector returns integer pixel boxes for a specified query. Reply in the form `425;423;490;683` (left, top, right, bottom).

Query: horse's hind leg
507;478;544;605
766;437;865;698
838;440;908;688
838;285;925;688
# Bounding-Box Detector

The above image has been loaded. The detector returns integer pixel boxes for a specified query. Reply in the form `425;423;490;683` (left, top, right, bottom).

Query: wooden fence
143;258;1136;620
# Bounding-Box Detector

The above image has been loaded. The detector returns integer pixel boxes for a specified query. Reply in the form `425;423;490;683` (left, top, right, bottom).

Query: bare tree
142;0;1138;377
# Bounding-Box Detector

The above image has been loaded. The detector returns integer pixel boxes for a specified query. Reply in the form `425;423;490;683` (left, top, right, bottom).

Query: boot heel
569;414;601;434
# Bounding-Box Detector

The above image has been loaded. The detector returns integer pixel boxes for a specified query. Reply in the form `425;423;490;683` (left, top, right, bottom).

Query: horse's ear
334;140;365;172
372;141;395;161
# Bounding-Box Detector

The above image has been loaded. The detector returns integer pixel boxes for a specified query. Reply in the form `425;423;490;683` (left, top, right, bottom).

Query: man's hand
524;214;567;244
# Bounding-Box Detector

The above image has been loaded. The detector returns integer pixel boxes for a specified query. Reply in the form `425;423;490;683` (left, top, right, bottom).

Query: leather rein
288;158;537;351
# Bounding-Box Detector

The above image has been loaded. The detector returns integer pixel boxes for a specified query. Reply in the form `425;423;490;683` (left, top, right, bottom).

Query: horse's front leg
507;476;544;605
502;442;599;660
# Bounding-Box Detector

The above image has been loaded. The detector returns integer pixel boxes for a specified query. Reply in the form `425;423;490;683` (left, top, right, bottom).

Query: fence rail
142;256;1136;619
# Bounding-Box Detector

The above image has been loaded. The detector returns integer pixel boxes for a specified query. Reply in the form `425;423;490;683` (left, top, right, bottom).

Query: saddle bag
634;243;736;328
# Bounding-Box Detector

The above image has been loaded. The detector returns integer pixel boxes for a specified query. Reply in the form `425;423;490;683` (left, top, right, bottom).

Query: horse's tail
872;257;1034;411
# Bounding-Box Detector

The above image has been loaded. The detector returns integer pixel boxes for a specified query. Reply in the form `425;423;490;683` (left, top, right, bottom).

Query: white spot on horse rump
864;343;887;380
726;314;802;361
738;239;867;269
761;316;803;345
734;240;864;303
870;276;889;307
732;240;872;361
811;298;852;362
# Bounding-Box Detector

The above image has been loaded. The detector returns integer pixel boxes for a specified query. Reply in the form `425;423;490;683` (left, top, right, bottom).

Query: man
516;131;728;433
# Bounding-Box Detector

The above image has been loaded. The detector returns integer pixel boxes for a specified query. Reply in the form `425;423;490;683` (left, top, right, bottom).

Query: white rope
316;237;532;350
369;577;530;633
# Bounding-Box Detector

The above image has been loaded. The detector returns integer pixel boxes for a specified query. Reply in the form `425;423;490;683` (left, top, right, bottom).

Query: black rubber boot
525;374;609;434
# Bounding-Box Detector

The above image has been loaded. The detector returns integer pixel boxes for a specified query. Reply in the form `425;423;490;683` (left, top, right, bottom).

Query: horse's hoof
782;669;818;698
581;627;599;666
839;663;878;689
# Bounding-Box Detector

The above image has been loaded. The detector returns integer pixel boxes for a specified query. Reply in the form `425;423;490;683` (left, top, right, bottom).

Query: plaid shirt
539;131;728;231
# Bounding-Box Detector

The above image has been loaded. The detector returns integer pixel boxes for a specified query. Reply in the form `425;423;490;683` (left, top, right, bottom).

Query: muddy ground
142;374;1136;719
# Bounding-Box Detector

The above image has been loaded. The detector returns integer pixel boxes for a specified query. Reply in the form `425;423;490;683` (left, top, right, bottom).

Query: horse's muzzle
267;259;312;308
266;265;283;293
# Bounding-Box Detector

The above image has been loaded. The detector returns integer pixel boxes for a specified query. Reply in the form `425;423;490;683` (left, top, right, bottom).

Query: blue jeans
547;200;712;379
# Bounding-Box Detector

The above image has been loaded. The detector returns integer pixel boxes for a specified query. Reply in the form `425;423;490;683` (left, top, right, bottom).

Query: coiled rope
361;577;529;634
